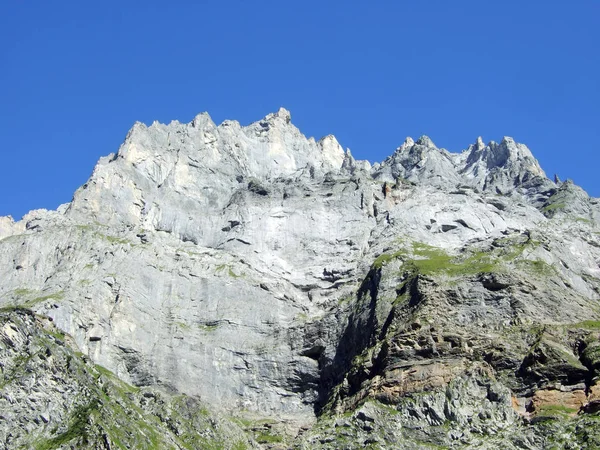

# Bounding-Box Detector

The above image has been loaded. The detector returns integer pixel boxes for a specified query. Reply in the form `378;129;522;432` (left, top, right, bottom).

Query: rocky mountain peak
316;134;345;170
470;136;541;171
415;135;436;147
191;111;216;128
2;108;600;449
475;135;485;150
460;135;547;193
264;106;292;124
399;136;415;150
373;130;551;196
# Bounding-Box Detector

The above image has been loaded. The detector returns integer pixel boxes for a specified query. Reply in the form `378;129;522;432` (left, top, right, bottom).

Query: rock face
0;309;255;449
1;108;600;448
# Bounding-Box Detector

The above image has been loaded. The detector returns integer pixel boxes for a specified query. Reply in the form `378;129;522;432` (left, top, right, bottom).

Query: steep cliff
1;109;599;448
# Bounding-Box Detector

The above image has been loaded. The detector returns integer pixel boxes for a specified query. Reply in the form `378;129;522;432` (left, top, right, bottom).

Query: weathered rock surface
1;108;600;448
0;309;255;449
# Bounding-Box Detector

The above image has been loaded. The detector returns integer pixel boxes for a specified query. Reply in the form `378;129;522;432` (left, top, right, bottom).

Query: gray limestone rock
1;108;600;448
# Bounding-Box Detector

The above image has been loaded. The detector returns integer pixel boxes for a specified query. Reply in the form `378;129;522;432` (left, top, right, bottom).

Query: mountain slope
1;108;600;448
0;308;254;449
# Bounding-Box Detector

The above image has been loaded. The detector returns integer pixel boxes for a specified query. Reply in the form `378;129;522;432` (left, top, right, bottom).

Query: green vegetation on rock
371;238;555;282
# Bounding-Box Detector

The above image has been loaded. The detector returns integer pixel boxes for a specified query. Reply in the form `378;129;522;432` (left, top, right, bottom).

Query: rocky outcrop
0;308;254;449
1;108;599;448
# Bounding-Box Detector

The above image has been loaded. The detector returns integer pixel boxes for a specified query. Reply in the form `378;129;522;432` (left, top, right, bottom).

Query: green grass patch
372;239;556;281
100;234;131;245
231;417;255;428
516;259;556;277
393;292;409;306
215;264;241;278
38;291;64;301
255;432;283;444
372;242;510;278
6;289;65;310
93;363;122;380
231;416;276;428
0;305;27;313
0;351;37;389
76;222;129;245
536;404;577;417
175;321;191;330
29;291;65;305
46;328;66;341
337;295;354;306
295;312;309;321
373;249;407;269
372;400;401;415
570;320;600;330
542;202;566;213
36;399;101;449
231;442;249;450
14;288;34;296
409;243;498;277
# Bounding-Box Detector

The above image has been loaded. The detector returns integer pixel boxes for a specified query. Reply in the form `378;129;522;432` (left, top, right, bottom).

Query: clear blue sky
1;1;599;219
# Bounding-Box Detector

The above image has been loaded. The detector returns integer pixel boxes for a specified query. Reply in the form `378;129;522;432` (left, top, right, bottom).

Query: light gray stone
2;108;600;448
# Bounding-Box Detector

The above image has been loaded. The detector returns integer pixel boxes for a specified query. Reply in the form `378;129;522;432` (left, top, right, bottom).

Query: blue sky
1;1;599;219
